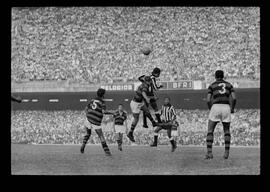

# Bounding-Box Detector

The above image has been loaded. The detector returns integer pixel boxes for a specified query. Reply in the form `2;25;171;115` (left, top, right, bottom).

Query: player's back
133;82;149;102
208;79;234;105
85;97;106;126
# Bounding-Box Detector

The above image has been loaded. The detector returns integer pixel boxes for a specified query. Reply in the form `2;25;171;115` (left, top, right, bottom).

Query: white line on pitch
22;99;29;102
104;99;113;101
49;99;59;102
80;99;87;102
32;99;38;102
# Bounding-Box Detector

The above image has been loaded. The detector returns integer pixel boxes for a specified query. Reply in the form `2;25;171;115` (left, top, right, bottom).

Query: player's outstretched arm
138;75;145;82
11;95;22;103
230;92;237;113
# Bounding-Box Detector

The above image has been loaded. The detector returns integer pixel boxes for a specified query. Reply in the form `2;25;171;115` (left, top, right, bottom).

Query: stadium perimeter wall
11;88;259;111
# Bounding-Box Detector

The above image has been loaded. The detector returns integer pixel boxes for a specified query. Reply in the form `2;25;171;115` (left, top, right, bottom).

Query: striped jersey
113;110;127;125
133;82;151;102
85;97;106;126
160;104;176;123
208;79;235;105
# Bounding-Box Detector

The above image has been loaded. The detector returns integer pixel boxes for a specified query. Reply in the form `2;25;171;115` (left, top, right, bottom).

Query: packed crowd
11;7;260;83
11;109;260;146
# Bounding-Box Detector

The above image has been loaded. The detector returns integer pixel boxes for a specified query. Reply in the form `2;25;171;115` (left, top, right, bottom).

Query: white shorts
84;118;102;130
209;104;231;123
115;125;126;134
130;100;144;114
171;130;178;137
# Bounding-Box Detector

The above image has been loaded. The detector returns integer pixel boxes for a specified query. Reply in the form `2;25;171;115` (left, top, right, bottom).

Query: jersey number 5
91;100;98;109
218;83;226;94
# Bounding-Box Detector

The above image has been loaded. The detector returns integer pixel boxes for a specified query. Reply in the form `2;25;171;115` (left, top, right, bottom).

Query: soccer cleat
223;151;229;159
150;142;157;147
204;152;213;159
143;124;149;128
80;143;86;154
118;145;123;151
127;132;135;142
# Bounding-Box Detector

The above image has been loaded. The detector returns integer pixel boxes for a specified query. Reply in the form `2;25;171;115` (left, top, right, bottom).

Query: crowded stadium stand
11;7;260;84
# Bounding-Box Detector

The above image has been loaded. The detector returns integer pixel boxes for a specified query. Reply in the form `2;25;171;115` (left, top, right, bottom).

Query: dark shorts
158;122;173;130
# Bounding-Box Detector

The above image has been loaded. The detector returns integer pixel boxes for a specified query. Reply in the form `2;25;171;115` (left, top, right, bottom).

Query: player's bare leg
205;120;218;159
116;132;123;151
95;129;111;156
80;126;91;153
150;126;162;147
127;113;139;142
141;105;158;127
167;129;177;152
222;122;231;159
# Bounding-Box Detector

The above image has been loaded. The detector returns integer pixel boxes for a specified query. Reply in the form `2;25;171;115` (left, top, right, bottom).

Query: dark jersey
171;121;179;131
133;82;151;102
138;74;161;95
208;79;235;105
113;110;127;125
85;97;106;126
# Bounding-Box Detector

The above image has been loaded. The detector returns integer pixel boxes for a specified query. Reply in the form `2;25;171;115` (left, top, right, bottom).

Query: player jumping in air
138;67;163;128
80;88;113;156
205;70;236;160
150;97;178;152
127;76;158;142
112;104;128;151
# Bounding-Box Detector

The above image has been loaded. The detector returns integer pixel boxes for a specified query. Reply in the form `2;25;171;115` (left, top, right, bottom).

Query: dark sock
83;129;91;144
224;133;231;152
169;139;175;146
155;113;162;123
206;132;214;153
154;135;158;144
117;139;121;146
143;112;147;125
101;141;110;152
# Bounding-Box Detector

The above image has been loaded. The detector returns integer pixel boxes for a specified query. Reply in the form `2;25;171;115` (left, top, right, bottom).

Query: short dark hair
152;67;161;75
215;70;224;79
97;88;106;97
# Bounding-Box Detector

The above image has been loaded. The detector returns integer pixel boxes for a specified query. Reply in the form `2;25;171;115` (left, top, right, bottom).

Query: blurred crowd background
11;109;260;146
11;7;260;84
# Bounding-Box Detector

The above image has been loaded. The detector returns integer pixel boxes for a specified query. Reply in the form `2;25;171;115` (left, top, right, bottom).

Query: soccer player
80;88;113;156
127;76;158;142
138;67;163;128
205;70;236;159
112;104;128;151
150;97;177;152
11;95;22;103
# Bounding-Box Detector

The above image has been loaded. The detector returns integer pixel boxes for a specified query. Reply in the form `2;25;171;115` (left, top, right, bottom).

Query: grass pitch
11;144;260;175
